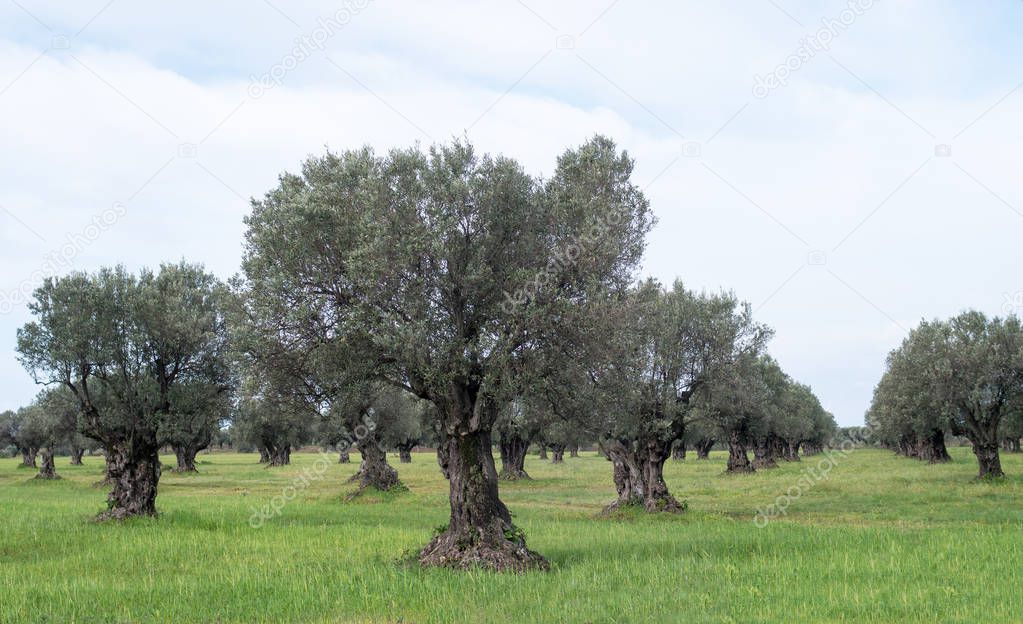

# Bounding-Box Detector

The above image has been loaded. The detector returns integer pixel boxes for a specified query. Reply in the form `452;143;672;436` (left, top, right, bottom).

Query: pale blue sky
2;0;1022;425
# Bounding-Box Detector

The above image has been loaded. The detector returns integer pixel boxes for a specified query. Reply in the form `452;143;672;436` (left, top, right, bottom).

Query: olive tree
16;263;231;519
240;137;651;571
868;311;1023;478
582;280;770;510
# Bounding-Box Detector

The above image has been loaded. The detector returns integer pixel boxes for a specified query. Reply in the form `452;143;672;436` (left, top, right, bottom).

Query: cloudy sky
1;0;1021;425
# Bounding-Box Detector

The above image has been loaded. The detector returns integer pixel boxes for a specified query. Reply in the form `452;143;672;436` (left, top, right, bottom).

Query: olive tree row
867;311;1023;478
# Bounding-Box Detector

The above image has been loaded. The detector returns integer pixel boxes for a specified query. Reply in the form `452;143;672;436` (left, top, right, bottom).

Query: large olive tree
16;263;231;518
240;137;651;571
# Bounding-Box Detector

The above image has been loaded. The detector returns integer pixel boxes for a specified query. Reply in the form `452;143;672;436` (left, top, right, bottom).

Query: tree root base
34;474;61;481
418;530;549;572
601;495;687;515
498;470;532;481
94;508;158;522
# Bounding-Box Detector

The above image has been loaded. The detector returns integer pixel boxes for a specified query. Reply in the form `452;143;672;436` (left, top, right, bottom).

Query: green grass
1;447;1021;623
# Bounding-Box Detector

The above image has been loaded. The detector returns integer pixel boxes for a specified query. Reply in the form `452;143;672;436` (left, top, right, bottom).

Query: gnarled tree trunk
35;448;59;480
549;443;566;464
972;443;1004;479
172;445;199;472
350;437;401;492
695;439;714;460
917;429;951;463
752;436;778;469
69;445;85;466
20;448;37;469
726;431;754;474
99;441;160;520
396;439;416;464
537;443;548;460
569;445;579;458
783;441;801;461
258;447;270;464
498;432;531;480
601;438;684;513
419;425;547;572
338;449;351;464
267;445;290;467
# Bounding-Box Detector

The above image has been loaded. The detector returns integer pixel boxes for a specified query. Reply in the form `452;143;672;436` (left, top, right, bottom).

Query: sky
1;0;1021;426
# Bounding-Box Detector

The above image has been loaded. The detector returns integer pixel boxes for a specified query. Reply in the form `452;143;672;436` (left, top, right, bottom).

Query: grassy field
1;447;1021;623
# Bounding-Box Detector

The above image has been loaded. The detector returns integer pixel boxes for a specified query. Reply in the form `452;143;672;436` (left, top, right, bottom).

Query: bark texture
549;444;566;464
338;449;351;464
69;446;85;466
419;428;548;571
349;438;402;492
396;439;416;464
695;439;714;460
917;429;951;463
973;443;1004;479
35;448;59;480
498;432;531;480
601;438;685;513
671;441;686;462
98;442;160;521
20;448;37;469
726;431;754;474
569;445;579;458
172;445;199;472
266;445;291;467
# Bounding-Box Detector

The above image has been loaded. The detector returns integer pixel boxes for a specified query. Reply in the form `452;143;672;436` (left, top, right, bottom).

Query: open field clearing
2;448;1021;623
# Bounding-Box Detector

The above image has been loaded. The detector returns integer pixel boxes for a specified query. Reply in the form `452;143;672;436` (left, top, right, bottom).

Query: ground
0;447;1021;623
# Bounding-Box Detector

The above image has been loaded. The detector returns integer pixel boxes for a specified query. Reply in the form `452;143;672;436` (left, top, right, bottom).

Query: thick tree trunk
498;433;531;480
173;445;199;473
917;429;951;463
419;427;547;571
601;438;684;513
267;445;290;467
549;443;566;464
783;441;801;461
1008;438;1022;453
338;449;351;464
69;446;85;466
436;443;450;480
695;439;714;460
972;443;1004;479
20;448;37;469
726;431;754;474
258;447;270;464
349;438;401;492
396;440;416;464
803;443;823;457
35;448;59;480
98;442;160;520
671;440;686;462
752;438;778;469
569;445;579;458
537;444;548;460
